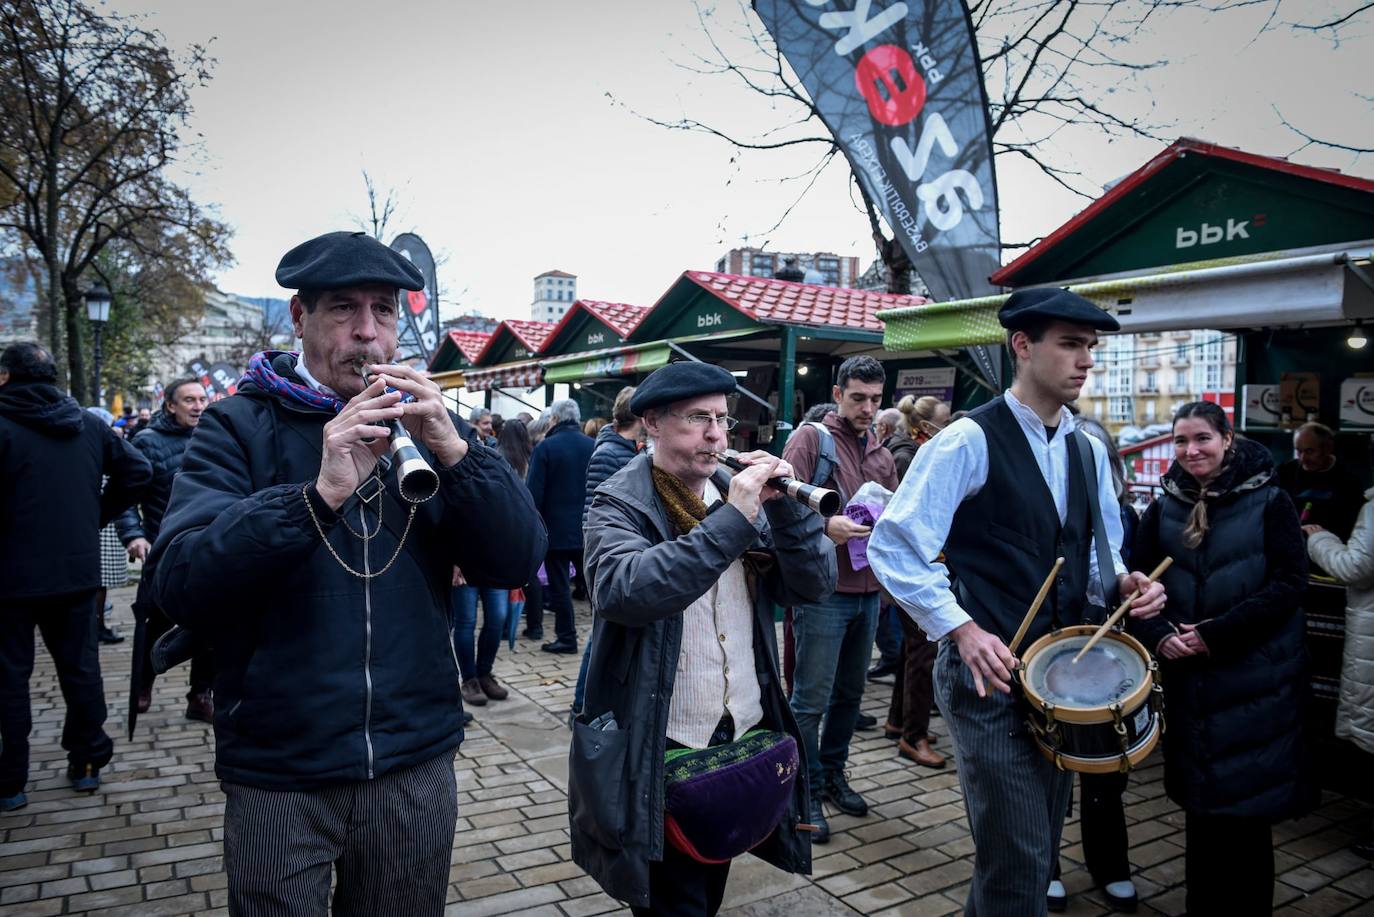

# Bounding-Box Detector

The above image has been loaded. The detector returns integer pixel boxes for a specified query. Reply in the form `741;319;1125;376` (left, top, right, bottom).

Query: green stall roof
993;138;1374;287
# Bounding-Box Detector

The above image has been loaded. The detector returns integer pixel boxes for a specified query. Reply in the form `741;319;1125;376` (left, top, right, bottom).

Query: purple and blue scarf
243;351;346;413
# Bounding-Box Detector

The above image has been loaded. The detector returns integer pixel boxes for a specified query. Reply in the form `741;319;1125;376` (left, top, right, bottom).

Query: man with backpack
781;355;897;842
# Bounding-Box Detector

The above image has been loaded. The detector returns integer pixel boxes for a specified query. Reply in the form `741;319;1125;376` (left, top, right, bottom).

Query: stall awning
543;344;671;384
429;369;466;391
462;360;543;391
879;247;1374;352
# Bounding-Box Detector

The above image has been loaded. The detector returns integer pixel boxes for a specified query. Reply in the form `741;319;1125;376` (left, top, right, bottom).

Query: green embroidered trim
663;729;782;780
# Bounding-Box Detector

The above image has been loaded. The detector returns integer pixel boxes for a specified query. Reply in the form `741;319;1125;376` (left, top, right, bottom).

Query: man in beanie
151;231;546;914
869;289;1167;915
571;361;835;915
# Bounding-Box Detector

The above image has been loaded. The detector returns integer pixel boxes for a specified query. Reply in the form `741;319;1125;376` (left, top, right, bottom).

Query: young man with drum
869;288;1166;916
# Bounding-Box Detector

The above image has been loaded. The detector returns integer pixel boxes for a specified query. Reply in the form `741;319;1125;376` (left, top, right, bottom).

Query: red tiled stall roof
473;319;556;364
578;300;651;337
447;330;491;364
683;271;929;332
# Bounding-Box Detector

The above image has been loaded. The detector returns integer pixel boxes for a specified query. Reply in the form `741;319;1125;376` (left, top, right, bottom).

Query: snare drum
1016;625;1162;774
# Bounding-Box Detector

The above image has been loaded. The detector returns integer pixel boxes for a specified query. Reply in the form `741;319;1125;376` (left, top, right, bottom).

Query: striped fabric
221;751;458;916
936;640;1073;917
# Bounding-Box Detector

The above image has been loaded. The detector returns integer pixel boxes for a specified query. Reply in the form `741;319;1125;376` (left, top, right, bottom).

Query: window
1204;363;1222;390
1142;371;1157;393
1174;369;1187;390
1175;343;1188;362
1108;368;1132;396
1144;401;1156;422
1110;397;1134;422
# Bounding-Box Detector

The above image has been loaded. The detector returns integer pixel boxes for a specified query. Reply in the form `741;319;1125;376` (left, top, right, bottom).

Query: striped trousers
222;750;458;917
936;640;1073;917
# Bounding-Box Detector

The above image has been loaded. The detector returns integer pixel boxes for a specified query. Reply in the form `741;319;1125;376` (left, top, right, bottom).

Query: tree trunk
63;275;88;404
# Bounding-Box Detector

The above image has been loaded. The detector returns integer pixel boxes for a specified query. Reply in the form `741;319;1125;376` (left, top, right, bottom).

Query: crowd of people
1;231;1371;917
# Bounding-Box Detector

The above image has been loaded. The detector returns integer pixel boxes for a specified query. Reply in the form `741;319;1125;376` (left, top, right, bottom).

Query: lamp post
84;282;112;407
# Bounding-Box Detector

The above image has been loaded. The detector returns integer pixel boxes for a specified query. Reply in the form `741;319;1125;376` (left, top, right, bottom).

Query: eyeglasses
667;410;738;431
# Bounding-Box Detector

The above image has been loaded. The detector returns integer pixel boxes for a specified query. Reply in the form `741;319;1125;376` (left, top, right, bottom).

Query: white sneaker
1103;879;1138;912
1047;879;1067;913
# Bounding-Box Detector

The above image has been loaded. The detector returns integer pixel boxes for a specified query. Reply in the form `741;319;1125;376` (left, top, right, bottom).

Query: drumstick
1007;557;1064;656
1072;556;1174;663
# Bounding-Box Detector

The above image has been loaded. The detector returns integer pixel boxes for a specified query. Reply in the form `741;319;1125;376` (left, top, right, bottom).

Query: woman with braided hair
1129;400;1312;915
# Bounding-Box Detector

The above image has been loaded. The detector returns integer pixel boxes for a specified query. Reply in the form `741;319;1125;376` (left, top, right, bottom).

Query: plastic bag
843;482;893;571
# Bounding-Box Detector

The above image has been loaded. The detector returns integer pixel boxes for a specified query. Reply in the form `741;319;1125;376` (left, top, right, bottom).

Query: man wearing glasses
572;361;835;916
781;355;898;842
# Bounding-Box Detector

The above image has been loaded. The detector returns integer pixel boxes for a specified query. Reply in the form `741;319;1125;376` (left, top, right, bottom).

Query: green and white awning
542;344;671;384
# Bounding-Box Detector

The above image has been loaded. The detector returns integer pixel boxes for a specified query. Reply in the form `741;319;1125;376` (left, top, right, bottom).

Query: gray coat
570;453;837;907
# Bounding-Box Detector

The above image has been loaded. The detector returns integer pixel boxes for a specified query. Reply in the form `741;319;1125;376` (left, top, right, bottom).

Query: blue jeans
452;586;509;682
789;591;880;793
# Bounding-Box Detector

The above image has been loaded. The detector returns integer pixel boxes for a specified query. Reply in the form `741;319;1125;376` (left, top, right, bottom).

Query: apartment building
1082;329;1237;431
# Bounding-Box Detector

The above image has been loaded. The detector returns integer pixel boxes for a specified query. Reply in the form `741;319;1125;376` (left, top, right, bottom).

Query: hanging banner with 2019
753;0;1000;302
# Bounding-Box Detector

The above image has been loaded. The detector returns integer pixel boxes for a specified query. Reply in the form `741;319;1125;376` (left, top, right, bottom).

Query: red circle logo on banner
408;289;428;315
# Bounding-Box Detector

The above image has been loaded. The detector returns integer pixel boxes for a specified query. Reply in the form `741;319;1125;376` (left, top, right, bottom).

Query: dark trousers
1185;812;1274;915
782;607;796;697
874;604;904;667
0;589;114;796
632;843;732;917
222;750;458;917
524;577;544;634
135;575;212;698
543;548;581;645
1052;771;1131;886
886;611;936;743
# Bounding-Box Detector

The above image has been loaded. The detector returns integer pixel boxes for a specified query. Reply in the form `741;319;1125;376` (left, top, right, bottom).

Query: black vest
944;397;1094;646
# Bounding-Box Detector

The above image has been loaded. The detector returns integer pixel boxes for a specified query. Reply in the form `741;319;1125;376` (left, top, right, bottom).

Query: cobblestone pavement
1;585;1371;916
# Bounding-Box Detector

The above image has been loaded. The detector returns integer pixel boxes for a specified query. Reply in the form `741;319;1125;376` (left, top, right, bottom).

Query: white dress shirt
665;480;764;748
868;390;1127;641
295;354;340;399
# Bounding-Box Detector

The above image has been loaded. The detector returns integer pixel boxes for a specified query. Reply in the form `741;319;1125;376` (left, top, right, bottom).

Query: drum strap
1071;431;1121;618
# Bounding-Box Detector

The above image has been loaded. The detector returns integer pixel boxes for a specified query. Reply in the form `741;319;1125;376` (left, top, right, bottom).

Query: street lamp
84;282;112;406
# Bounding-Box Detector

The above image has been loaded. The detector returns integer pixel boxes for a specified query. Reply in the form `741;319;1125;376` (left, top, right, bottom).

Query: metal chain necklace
302;478;416;579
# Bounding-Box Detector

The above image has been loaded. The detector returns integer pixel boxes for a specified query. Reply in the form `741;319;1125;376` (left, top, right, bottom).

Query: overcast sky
107;0;1371;322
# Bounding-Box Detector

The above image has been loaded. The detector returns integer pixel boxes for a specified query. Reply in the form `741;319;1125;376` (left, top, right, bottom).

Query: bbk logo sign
1175;213;1267;249
698;312;723;328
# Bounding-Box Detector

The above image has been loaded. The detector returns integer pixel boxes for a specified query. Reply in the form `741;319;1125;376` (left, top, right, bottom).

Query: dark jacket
150;353;546;790
582;424;640;527
881;429;919;484
783;412;897;593
0;380;152;599
528;419;595;551
571;454;837;907
115;410;195;545
1131;438;1312;820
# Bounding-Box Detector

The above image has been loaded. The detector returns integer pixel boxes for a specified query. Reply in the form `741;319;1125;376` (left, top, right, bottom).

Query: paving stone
4;589;1371;917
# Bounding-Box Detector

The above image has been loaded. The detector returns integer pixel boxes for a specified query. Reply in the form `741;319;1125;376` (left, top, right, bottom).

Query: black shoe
854;713;878;731
867;661;896;681
522;628;545;641
541;639;577;655
98;625;124;644
185;692;214;723
822;772;868;817
462;710;474;726
808;799;830;844
67;763;100;794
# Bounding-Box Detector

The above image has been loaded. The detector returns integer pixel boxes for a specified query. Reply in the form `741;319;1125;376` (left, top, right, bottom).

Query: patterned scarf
242;351;345;413
652;465;709;536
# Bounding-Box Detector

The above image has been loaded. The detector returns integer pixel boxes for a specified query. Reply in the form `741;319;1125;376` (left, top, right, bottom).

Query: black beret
998;287;1119;332
275;231;424;292
629;362;737;415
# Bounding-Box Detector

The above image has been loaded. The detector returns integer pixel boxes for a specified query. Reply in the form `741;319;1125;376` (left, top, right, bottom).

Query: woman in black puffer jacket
1131;401;1312;915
